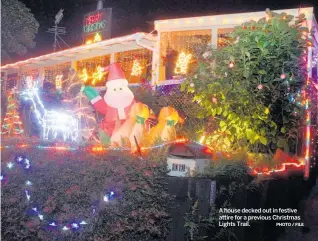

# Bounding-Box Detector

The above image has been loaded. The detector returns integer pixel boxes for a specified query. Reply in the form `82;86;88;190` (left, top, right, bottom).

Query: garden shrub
1;145;173;241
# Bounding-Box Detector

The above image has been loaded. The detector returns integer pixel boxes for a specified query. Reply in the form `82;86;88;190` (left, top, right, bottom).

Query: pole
53;23;58;52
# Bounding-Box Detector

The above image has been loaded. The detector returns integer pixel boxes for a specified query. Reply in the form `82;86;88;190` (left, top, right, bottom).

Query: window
115;49;152;84
160;30;212;81
172;163;186;172
44;62;72;83
76;55;111;87
178;164;186;172
217;28;234;48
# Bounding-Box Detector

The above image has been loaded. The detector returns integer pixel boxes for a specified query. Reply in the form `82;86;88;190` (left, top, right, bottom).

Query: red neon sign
85;12;103;26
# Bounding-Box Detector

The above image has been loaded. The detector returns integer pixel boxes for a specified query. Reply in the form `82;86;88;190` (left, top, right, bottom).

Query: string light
3;155;93;232
1;90;24;135
55;74;63;90
174;52;192;75
91;66;105;85
131;59;143;76
44;62;71;83
94;33;102;42
25;76;34;89
6;162;14;169
20;86;79;142
115;49;151;83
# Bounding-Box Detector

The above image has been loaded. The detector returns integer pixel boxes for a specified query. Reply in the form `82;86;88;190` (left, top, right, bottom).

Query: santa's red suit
91;96;135;135
83;63;136;136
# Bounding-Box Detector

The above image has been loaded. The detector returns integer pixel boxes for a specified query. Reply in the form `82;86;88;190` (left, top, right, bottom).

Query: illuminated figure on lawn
20;81;79;142
82;63;137;145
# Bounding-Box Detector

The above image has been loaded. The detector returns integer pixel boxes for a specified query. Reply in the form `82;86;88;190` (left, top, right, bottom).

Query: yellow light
55;74;63;90
80;68;88;83
199;135;206;144
86;40;92;45
131;59;143;76
175;52;192;75
92;66;105;85
94;33;102;42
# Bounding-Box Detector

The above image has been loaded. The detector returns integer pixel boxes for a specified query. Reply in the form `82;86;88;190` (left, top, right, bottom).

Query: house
1;7;317;170
167;142;213;177
1;8;316;91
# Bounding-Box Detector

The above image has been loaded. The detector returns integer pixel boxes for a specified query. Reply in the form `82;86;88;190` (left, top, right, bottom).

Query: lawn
1;141;172;241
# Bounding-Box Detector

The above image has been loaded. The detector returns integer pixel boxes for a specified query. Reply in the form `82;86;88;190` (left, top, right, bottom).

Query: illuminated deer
20;86;79;142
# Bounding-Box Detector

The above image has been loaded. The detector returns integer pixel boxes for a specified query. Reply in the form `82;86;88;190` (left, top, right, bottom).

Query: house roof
168;142;211;159
1;32;156;72
154;7;315;32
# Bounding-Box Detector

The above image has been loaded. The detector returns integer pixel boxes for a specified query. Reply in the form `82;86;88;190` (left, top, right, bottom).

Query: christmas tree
175;52;192;75
131;59;142;76
1;89;24;135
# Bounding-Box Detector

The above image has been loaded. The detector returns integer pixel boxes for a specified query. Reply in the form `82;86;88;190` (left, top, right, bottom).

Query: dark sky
18;0;318;61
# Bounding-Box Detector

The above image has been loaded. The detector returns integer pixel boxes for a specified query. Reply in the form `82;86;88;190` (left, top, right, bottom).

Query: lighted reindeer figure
20;86;79;142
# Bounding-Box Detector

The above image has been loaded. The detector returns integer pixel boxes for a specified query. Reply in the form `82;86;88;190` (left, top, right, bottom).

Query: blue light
71;222;80;230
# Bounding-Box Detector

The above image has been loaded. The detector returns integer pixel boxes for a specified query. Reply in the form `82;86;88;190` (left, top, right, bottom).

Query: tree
182;10;310;154
1;0;39;63
1;89;24;136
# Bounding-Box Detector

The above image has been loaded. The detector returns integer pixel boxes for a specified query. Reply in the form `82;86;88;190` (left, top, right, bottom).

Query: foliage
1;0;39;63
184;160;266;241
1;144;173;241
182;9;310;154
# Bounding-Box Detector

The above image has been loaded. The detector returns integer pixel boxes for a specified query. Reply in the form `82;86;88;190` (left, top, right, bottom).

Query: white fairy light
7;162;14;169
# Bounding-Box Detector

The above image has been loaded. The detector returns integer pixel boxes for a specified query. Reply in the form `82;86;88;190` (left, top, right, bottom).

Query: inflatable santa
82;63;135;144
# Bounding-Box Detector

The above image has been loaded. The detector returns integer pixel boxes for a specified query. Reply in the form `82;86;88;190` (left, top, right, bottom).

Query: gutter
131;32;158;53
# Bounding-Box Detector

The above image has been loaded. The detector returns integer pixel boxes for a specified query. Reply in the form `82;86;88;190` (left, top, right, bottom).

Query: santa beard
104;87;134;109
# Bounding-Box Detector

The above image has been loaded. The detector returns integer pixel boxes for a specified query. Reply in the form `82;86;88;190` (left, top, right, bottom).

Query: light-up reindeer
20;78;79;142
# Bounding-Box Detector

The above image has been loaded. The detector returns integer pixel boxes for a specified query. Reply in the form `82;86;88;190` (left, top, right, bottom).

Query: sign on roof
83;8;112;44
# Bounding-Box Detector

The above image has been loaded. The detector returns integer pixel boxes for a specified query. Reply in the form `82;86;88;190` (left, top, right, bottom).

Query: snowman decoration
82;63;136;145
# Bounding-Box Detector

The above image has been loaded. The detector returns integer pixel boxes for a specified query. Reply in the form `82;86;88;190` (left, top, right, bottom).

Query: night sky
17;0;318;61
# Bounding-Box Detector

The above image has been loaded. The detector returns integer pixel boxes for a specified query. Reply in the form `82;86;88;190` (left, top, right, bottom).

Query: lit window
217;28;234;48
160;30;212;81
115;49;152;84
76;56;110;86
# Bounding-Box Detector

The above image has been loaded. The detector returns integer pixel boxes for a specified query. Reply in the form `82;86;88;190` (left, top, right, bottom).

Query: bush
1;146;172;241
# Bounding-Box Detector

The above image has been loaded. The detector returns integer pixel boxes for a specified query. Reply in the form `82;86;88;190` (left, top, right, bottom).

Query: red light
203;147;213;154
85;12;103;26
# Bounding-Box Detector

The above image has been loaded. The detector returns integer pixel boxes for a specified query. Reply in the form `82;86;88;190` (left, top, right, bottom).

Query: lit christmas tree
175;52;192;75
131;59;143;76
1;89;24;135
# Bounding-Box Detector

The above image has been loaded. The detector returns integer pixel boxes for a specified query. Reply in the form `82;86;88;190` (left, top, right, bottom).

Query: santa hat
103;63;128;87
